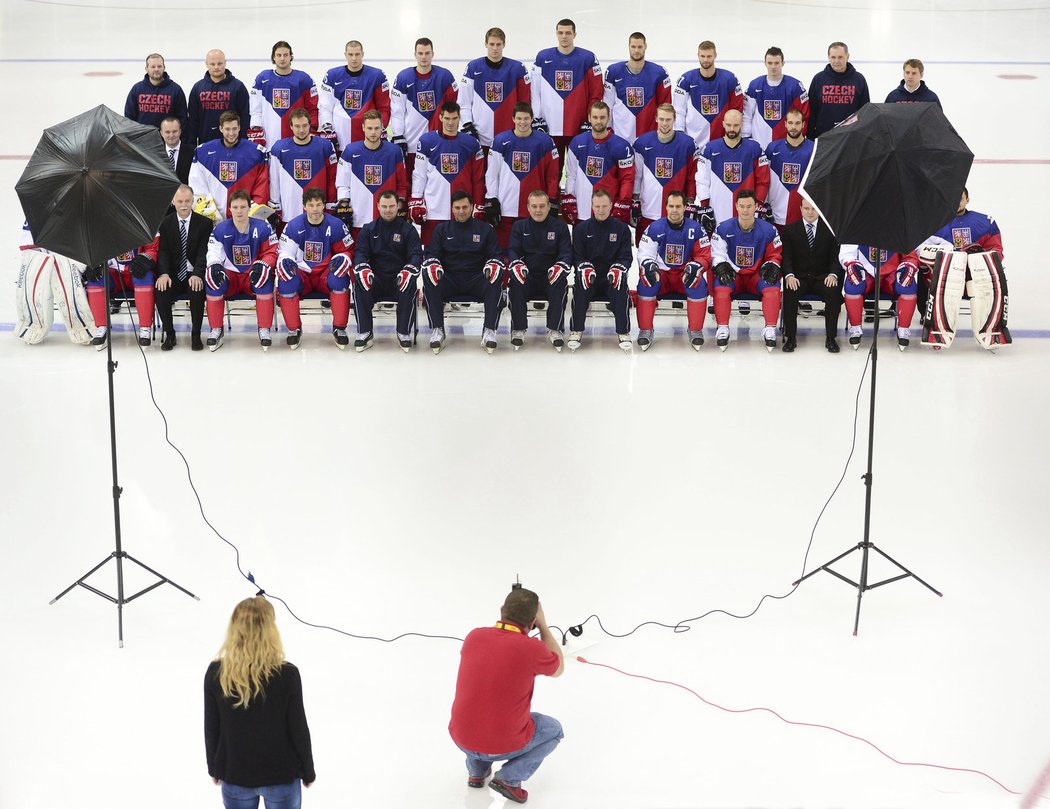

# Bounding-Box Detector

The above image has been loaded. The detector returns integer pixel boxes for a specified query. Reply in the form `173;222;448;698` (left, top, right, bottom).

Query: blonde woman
205;596;315;809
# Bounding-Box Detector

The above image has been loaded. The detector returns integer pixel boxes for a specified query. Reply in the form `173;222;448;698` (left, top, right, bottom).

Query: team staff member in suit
205;595;315;809
780;197;842;352
160;116;193;184
155;184;212;351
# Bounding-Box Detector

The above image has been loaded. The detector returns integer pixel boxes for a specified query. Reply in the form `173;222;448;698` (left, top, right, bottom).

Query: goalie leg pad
967;251;1011;348
51;254;94;344
16;250;57;345
921;251;966;348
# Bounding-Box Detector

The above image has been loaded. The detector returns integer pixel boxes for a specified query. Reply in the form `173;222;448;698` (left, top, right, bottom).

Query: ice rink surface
2;1;1049;807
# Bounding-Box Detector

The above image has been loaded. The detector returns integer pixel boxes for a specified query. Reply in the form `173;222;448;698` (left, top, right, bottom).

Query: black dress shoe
161;331;177;351
782;338;797;353
191;333;204;351
825;337;841;353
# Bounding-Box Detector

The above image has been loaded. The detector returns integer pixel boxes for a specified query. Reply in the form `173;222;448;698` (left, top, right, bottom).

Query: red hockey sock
330;290;350;329
86;286;108;328
279;296;302;331
713;287;732;326
844;294;864;327
206;297;225;329
255;294;274;328
636;298;657;330
686;299;707;331
134;287;154;328
761;287;782;327
897;294;917;328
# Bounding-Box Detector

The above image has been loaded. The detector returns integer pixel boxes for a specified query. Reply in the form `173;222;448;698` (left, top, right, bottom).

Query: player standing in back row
673;40;746;150
458;28;531;151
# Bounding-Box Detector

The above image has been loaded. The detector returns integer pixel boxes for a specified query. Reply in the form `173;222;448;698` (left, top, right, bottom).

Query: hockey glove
483;259;505;285
315;129;339;147
329;254;353;278
335;201;354;230
409;197;427;225
683;261;705;289
688;204;716;236
205;264;227;291
353;262;374;291
532;117;549;134
561;194;578;225
83;264;105;283
897;261;918;288
460;121;480;140
612;199;632;224
484;197;502;227
548;197;561;217
713;261;736;286
607;263;628;290
547;261;570;285
756;200;774;224
472;203;488;222
579;120;592;133
128;253;155;279
577;261;596;290
639;259;660;288
509;259;529;285
759;261;781;284
249;261;272;289
630;196;642;227
397;264;419;292
246;127;267;148
962;242;986;254
277;258;299;282
390;134;409;158
423;257;444;286
843;260;864;287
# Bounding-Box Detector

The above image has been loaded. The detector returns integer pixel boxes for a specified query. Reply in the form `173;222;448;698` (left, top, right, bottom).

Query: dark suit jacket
171;144;194;185
156;211;213;280
781;218;841;282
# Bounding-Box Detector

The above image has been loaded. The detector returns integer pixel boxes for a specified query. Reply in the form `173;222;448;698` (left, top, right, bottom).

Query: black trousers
782;276;841;339
155;276;205;336
423;270;505;330
570;275;631;335
353;272;417;335
509;272;568;331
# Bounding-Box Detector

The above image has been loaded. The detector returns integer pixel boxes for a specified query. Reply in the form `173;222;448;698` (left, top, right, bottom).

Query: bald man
187;48;250;145
693;107;771;230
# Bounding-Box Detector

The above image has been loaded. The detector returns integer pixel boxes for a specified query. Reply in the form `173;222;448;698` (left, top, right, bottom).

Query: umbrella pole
50;265;198;647
793;250;941;634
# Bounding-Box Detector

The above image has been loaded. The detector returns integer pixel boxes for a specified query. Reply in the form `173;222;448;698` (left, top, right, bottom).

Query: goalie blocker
921;247;1011;350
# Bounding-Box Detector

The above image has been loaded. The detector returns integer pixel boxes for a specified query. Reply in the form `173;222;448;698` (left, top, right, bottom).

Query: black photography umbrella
794;103;973;634
17;105;195;646
16;104;179;265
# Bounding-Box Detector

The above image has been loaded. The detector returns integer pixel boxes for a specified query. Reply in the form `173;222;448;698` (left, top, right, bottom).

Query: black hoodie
807;62;869;138
124;72;187;130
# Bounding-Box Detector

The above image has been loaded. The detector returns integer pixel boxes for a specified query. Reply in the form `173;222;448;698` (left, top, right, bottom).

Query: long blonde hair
216;596;285;708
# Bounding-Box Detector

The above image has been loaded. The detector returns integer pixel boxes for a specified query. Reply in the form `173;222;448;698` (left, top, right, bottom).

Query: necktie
806;222;815;249
168;148;176;170
178;219;189;281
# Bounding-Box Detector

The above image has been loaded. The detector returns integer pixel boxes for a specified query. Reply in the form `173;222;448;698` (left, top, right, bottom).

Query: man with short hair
160;116;192;183
186;49;250;146
350;190;423;352
779;197;842;352
694;108;770;231
710;189;783;351
154;184;212;351
632;103;701;246
568;188;633;352
269;107;338;227
562;101;634;226
203;189;278;351
764;108;814;227
603;32;673;145
807;42;869;139
458;27;532;150
673;40;746;150
507;190;572;351
276;187;355;349
449;587;564;805
486;103;561;250
248;40;318;149
745;46;810;149
421;190;505;354
635;191;712;351
125;53;187;131
336;109;408;236
885;59;941;106
188;110;269;218
390;38;459;176
531;18;604;162
410;101;486;245
319;40;391;152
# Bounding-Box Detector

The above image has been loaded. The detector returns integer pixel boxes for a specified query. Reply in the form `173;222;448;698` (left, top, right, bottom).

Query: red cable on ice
576;656;1021;797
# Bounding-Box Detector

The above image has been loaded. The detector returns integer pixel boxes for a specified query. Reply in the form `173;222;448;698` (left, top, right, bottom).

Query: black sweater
204;661;315;787
807;62;870;139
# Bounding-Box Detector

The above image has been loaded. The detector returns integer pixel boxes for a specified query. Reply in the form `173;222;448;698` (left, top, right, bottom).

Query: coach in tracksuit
507;191;573;350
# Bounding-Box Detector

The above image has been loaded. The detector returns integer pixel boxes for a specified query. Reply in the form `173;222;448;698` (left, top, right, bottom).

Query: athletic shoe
511;330;526;349
567;331;582;352
547;329;564;351
287;328;302;349
91;326;108;350
849;325;863;349
429;327;445;354
482;328;497;354
397;333;412;353
617;333;633;352
716;325;730;351
137;327;151;347
738;301;751;316
489;779;528;803
762;326;777;352
207;328;224;352
354;331;374;352
467;766;492;789
333;327;349;349
259;328;272;349
897;327;910;351
688;329;704;350
637;329;654;351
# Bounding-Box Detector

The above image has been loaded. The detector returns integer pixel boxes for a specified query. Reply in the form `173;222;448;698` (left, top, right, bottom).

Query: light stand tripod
793;249;941;634
51;266;197;646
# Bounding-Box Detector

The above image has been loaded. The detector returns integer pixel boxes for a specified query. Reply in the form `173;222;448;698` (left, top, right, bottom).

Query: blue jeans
220;780;301;809
456;712;563;787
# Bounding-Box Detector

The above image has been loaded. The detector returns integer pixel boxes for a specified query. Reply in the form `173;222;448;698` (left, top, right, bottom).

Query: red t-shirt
448;623;561;753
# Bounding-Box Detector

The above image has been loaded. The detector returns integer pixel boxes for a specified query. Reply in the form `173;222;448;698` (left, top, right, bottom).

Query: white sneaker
762;326;777;352
716;325;730;351
482;328;497;354
429;327;445;354
137;326;151;347
547;329;564;351
567;331;583;352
